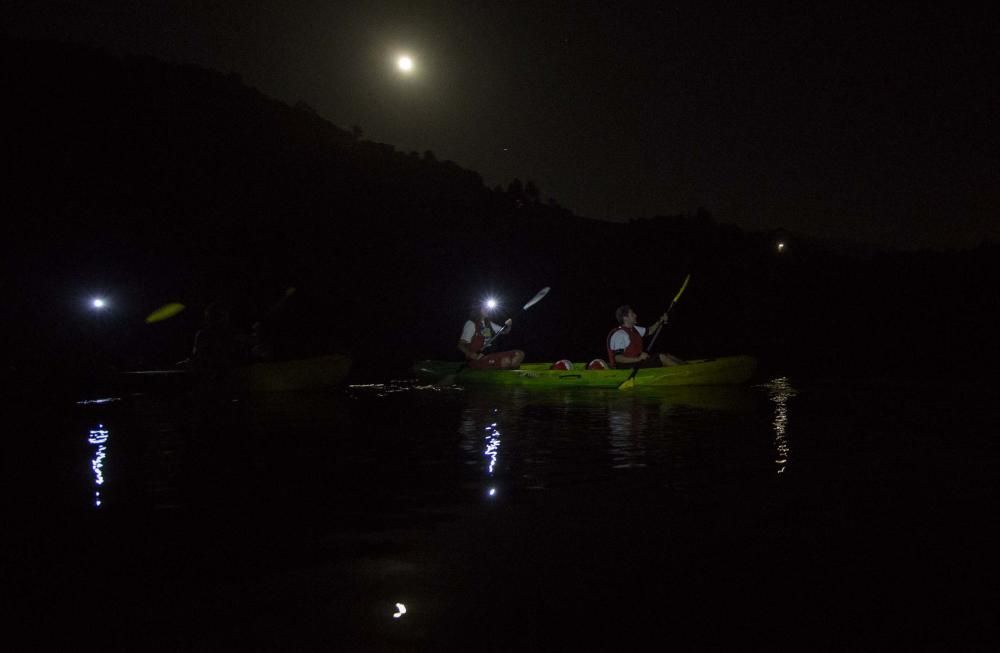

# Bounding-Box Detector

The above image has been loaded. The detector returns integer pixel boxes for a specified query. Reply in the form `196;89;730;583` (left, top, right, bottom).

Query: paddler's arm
615;352;651;364
457;339;484;360
648;313;668;337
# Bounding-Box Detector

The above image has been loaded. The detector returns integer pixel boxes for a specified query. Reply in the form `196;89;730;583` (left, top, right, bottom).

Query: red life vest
468;319;496;355
606;325;643;368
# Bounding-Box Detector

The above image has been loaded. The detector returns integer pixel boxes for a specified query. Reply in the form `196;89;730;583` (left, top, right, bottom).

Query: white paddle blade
522;286;550;311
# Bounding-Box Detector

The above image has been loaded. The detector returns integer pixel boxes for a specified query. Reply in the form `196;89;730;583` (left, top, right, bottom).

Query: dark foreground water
5;375;999;650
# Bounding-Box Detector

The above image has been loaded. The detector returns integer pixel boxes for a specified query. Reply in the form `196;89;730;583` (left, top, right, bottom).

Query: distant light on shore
91;297;107;309
777;242;786;253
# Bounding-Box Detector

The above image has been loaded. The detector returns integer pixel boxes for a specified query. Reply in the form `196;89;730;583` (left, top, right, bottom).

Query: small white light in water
393;602;407;618
489;487;497;497
777;241;786;252
75;398;121;405
92;298;106;309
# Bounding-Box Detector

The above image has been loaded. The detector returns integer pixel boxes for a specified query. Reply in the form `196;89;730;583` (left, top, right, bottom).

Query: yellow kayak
414;356;757;390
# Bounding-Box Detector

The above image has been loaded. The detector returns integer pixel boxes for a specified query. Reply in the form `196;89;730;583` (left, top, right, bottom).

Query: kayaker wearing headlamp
458;298;525;369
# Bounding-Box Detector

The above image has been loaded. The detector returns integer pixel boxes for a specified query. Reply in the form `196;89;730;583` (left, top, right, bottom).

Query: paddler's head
471;297;499;321
615;304;637;327
204;300;232;327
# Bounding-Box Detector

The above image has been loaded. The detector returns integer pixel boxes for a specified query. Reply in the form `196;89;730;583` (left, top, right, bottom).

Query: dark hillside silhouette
4;36;997;386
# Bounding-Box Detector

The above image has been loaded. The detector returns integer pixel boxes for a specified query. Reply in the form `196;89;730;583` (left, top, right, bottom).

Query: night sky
5;1;997;250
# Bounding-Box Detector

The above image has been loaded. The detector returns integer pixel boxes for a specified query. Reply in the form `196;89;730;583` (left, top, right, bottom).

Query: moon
396;55;414;73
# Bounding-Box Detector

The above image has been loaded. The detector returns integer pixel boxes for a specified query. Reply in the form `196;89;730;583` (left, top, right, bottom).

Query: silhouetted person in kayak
185;301;254;372
458;301;525;369
607;305;685;368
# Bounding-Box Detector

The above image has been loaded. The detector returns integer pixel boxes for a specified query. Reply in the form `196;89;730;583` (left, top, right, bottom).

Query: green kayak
413;355;757;389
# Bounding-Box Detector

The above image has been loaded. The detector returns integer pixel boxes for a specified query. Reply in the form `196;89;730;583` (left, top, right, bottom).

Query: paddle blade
522;286;551;311
145;302;186;324
672;274;691;306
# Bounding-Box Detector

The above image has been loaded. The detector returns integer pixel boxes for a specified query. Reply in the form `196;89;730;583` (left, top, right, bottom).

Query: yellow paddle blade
145;302;186;324
672;274;691;305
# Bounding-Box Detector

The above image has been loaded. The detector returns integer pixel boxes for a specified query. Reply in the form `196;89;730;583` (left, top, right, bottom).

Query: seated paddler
458;297;525;369
607;304;685;368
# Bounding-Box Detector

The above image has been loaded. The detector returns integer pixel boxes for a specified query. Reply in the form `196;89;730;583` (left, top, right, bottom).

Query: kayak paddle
481;286;550;349
145;302;186;324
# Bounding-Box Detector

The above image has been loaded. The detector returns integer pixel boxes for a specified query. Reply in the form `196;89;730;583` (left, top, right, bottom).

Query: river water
7;375;999;649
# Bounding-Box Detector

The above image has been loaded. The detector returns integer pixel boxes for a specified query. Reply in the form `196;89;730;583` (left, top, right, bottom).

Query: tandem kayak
413;355;757;389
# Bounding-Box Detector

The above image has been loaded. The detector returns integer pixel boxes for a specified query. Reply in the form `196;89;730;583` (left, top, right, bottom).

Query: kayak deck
414;355;757;389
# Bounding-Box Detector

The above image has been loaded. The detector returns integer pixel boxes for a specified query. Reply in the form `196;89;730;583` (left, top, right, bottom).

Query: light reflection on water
88;424;110;508
51;374;983;647
66;378;783;642
607;398;648;469
763;377;797;474
460;403;505;499
76;380;769;516
484;422;501;475
453;385;763;492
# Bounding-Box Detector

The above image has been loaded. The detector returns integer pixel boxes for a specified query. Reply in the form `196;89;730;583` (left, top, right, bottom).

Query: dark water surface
6;376;999;650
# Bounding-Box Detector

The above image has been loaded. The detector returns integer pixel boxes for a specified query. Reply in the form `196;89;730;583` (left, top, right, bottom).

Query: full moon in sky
397;55;414;73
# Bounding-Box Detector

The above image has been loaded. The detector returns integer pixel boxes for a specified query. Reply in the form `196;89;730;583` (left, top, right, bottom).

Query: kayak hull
119;354;352;395
228;354;352;393
414;356;757;388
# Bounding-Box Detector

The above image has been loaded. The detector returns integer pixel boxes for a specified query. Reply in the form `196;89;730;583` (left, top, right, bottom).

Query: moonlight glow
396;55;414;73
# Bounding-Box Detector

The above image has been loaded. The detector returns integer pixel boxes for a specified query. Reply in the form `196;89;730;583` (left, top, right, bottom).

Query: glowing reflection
459;403;505;500
75;397;121;406
88;424;110;508
607;401;647;469
346;381;449;397
765;377;797;475
393;602;407;618
484;422;501;475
